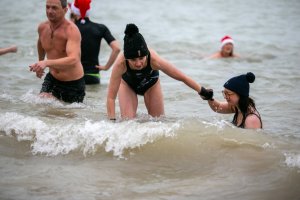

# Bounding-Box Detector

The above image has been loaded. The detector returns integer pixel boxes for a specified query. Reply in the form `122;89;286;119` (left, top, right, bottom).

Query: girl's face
221;43;234;54
127;56;147;70
222;88;239;106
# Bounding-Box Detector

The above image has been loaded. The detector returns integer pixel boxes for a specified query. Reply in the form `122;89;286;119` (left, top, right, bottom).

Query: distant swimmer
203;72;262;129
106;23;212;120
69;0;120;84
0;45;17;56
209;35;240;59
29;0;85;103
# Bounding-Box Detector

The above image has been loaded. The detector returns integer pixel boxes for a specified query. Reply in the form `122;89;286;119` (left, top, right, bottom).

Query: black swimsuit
122;54;159;95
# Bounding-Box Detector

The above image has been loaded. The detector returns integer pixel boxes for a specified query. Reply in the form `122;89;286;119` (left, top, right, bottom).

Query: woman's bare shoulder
245;114;262;129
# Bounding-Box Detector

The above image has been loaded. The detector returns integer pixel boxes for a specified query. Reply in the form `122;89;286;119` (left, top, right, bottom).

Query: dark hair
229;49;233;57
70;12;76;21
232;96;262;128
60;0;67;8
239;96;255;114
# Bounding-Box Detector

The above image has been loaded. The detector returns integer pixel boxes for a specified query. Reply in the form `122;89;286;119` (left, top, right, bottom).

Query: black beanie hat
123;24;149;59
223;72;255;97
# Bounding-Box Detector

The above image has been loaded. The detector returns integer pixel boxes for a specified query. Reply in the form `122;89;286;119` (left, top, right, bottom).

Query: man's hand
95;65;108;71
35;70;45;78
29;60;47;72
29;61;47;78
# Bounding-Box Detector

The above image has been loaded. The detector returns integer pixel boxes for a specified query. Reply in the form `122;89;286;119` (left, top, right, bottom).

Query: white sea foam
202;119;233;130
0;112;47;141
284;153;300;169
0;93;13;100
32;120;180;157
0;92;18;103
262;142;276;149
0;112;181;157
20;89;86;108
20;89;63;106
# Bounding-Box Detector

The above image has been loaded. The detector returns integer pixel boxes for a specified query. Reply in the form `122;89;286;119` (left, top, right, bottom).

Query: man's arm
35;38;46;78
37;37;46;61
0;45;17;56
33;23;46;78
96;40;120;71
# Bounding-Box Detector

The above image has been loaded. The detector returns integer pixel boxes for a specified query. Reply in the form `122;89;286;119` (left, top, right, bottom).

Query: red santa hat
221;35;234;48
70;0;91;23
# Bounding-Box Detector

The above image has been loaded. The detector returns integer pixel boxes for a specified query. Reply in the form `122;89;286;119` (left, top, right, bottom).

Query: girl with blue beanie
205;72;262;129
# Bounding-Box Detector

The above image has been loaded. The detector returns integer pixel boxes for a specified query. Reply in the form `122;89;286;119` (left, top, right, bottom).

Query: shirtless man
209;35;240;59
30;0;85;103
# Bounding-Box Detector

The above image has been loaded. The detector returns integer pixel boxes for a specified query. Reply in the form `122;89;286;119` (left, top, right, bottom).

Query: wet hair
232;96;262;128
60;0;67;8
239;96;256;115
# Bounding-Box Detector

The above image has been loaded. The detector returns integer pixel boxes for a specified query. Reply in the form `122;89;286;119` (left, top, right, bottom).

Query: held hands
199;87;214;100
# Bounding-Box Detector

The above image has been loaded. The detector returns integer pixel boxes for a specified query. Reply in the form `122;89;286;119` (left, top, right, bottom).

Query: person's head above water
220;35;234;56
123;24;149;59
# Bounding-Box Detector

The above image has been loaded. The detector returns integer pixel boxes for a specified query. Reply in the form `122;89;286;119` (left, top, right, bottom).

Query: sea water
0;0;300;199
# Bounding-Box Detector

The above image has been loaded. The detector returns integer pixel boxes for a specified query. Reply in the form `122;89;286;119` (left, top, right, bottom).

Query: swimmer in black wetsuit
70;0;120;84
204;72;262;129
106;23;212;120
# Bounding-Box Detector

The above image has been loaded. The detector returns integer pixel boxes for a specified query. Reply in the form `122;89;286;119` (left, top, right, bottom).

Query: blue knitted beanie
223;72;255;97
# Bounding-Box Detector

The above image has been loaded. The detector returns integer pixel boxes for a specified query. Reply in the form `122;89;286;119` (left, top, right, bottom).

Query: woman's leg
118;80;138;119
144;80;165;117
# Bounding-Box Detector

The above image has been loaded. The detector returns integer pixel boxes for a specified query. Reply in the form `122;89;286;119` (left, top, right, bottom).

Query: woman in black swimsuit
205;72;262;129
106;24;212;120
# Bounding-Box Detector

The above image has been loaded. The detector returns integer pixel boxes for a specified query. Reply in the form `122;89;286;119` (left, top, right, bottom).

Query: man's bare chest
40;29;67;53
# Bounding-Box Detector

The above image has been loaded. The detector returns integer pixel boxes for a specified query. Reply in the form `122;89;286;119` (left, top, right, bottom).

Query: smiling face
222;88;239;106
